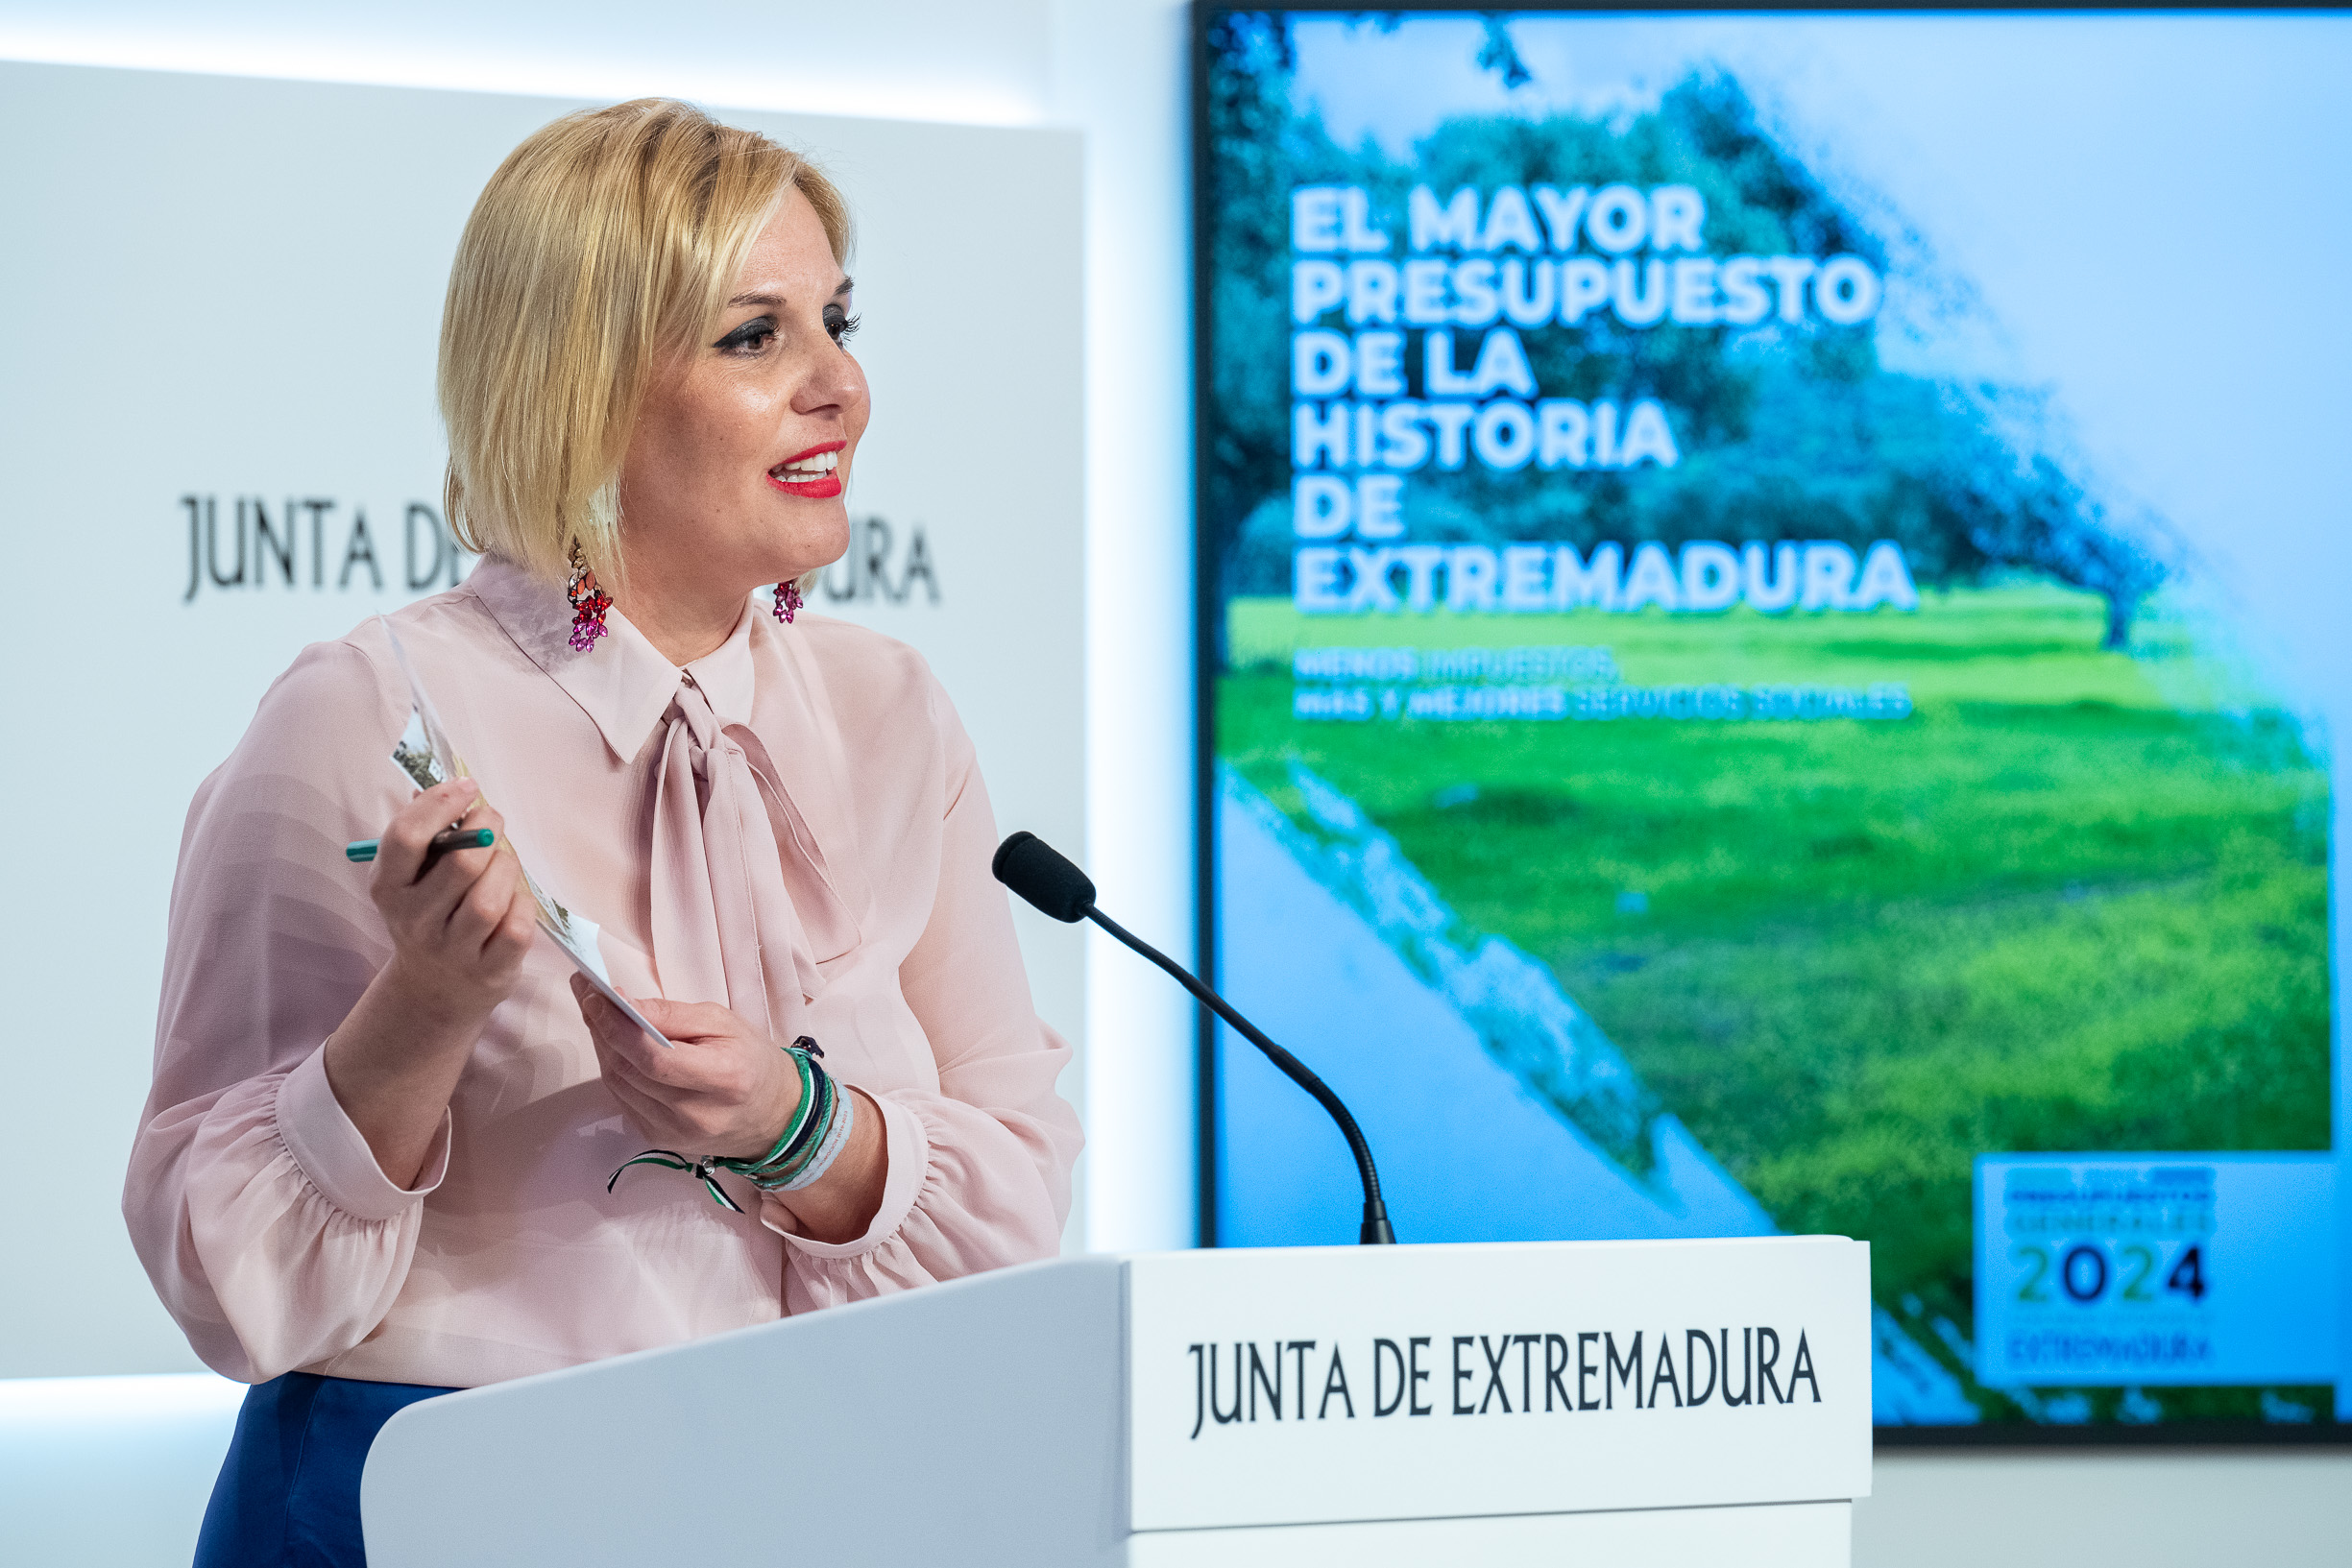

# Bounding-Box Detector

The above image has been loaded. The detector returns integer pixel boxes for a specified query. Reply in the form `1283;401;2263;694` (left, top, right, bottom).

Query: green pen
345;827;497;868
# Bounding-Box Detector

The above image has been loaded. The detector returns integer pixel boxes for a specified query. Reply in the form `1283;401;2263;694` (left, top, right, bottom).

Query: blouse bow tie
648;674;856;1041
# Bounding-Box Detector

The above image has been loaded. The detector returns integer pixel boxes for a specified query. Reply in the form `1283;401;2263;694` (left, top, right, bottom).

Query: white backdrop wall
1048;0;1201;1259
2;6;2347;1568
0;59;1085;1377
0;6;1205;1272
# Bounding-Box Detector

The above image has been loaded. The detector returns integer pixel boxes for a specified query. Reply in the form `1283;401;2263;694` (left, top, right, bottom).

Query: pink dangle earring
566;540;613;652
771;578;803;625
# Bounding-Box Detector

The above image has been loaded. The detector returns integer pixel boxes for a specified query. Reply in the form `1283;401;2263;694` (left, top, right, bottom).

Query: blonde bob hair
439;99;850;587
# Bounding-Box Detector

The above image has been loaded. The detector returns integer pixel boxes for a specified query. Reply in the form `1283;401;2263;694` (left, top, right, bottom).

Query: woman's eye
826;308;861;348
715;316;777;354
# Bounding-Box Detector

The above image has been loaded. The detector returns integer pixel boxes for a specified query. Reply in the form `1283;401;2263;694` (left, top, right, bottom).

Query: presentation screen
1192;6;2348;1437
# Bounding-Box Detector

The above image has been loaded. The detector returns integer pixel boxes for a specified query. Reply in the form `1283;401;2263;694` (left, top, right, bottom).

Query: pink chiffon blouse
124;557;1082;1388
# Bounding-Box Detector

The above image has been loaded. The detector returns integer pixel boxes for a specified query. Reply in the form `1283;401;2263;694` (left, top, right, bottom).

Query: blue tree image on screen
1198;11;2338;1434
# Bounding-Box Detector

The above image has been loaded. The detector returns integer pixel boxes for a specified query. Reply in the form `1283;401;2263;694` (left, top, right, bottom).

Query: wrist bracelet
740;1051;828;1180
736;1049;821;1175
746;1068;836;1191
605;1035;847;1214
773;1082;857;1193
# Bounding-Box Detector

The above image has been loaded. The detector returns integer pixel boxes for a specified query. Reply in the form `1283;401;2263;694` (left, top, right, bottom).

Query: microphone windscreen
992;832;1096;923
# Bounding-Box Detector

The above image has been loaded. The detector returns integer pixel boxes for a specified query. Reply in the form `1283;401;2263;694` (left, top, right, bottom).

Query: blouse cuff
764;1092;928;1260
275;1046;452;1222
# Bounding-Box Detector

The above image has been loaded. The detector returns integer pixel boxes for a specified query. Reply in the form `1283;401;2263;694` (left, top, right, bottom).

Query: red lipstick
766;440;846;500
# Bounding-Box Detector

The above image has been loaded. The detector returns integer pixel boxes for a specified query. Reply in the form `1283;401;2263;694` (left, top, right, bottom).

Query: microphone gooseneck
992;832;1395;1245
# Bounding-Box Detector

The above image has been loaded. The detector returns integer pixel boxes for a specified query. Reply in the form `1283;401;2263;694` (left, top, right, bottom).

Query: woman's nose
793;349;868;419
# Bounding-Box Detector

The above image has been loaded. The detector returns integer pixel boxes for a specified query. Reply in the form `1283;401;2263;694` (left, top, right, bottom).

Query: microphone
992;831;1395;1245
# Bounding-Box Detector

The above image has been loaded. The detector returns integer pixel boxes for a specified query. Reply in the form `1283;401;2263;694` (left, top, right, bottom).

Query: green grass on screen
1218;583;2331;1422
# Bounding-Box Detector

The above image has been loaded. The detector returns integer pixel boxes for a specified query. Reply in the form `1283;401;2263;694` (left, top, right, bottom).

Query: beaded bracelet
605;1036;848;1215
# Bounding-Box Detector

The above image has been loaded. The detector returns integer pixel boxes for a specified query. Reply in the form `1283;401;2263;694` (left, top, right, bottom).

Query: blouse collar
464;554;874;931
466;555;760;762
682;601;758;724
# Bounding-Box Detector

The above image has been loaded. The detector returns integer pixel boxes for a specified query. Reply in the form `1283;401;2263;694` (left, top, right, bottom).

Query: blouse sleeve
123;637;450;1384
766;683;1083;1310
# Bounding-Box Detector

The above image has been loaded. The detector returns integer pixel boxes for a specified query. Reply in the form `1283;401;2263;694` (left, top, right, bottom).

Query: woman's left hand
570;978;801;1159
571;977;890;1242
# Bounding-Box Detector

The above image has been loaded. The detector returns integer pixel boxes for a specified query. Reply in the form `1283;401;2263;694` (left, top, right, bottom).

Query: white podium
362;1237;1872;1566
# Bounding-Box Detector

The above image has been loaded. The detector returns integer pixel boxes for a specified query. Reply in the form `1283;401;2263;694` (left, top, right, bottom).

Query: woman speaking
124;99;1082;1565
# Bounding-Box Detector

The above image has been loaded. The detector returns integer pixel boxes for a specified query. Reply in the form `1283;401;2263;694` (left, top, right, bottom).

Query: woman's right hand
367;779;540;1024
327;779;541;1188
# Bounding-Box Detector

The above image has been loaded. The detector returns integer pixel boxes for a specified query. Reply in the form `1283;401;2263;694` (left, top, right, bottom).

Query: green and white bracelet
605;1036;851;1214
769;1079;857;1193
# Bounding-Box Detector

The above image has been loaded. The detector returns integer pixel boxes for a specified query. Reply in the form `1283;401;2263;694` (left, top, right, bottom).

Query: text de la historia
1282;182;1902;621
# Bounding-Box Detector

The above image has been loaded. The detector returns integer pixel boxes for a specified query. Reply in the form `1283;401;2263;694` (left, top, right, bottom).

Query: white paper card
378;617;669;1046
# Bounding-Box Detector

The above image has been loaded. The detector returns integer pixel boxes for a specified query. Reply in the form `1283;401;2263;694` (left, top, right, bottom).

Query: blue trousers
193;1372;458;1568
